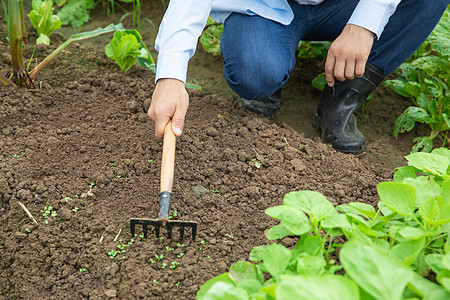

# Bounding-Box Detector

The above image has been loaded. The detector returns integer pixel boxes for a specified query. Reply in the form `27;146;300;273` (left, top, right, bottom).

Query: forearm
155;0;213;83
347;0;401;39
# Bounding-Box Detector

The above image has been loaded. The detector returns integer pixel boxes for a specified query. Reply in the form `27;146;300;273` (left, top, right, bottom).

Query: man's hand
148;78;189;138
325;24;375;87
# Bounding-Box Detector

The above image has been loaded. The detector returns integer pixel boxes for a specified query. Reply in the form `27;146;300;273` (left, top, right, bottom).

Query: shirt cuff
347;1;399;39
155;52;190;83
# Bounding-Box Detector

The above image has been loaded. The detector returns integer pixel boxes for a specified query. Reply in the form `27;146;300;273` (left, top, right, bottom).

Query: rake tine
155;224;161;238
143;224;148;239
167;223;173;239
180;227;185;240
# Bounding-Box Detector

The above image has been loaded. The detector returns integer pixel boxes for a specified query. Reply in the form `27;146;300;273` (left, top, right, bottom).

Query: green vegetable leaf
296;256;326;276
403;176;442;207
276;275;359;300
311;73;326;91
105;31;141;72
265;205;312;236
197;273;238;300
341;242;413;300
377;182;416;216
198;281;249;300
390;238;426;266
406;152;449;176
283;191;333;214
262;244;291;282
57;0;94;29
28;0;62;45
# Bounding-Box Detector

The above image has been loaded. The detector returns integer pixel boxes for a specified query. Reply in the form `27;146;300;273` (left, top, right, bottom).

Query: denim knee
223;59;289;100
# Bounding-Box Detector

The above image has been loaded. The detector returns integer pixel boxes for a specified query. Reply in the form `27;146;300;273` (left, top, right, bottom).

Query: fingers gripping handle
159;121;176;219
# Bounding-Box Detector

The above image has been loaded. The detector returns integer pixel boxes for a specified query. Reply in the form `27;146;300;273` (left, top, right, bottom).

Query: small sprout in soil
25;228;30;233
161;262;168;269
64;197;72;203
115;175;121;179
147;159;153;163
166;246;174;252
89;182;96;189
201;141;204;144
149;258;155;264
12;153;20;158
251;158;261;169
108;239;135;259
177;243;185;248
110;165;116;169
79;268;87;272
177;253;184;258
139;232;144;239
217;114;223;118
155;237;164;244
170;261;179;270
153;279;157;286
211;190;222;197
207;256;211;259
168;210;178;220
72;207;79;213
155;254;164;262
199;240;205;252
175;282;180;287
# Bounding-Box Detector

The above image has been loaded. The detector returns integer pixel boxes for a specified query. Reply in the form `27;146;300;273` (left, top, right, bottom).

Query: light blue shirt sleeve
155;0;212;83
347;0;402;39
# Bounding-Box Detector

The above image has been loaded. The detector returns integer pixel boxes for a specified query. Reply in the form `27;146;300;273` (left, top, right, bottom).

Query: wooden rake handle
160;120;176;193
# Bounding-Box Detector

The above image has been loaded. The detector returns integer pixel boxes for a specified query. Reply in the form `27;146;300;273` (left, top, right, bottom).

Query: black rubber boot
314;63;387;153
238;88;282;117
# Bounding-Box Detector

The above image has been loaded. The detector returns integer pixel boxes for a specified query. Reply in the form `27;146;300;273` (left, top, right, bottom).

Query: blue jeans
220;0;449;100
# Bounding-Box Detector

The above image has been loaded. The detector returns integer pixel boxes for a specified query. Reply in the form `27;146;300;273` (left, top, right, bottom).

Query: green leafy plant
41;205;57;225
200;17;223;56
56;0;94;30
28;0;61;45
384;7;450;152
105;29;155;72
108;238;135;259
198;148;450;299
1;18;127;88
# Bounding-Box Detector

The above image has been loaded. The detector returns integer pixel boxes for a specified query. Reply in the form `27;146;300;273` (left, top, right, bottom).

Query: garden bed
0;38;401;299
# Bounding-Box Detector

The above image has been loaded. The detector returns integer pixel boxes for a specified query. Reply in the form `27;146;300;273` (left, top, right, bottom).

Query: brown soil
0;4;423;299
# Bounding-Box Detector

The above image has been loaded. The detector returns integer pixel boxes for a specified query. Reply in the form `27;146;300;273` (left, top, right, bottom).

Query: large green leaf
390;238;426;266
199;281;249;300
262;244;291;281
341;242;413;300
265;205;312;236
197;273;237;300
403;176;442;206
283;191;333;214
406;152;449;176
377;182;416;216
229;262;263;295
276;275;359;300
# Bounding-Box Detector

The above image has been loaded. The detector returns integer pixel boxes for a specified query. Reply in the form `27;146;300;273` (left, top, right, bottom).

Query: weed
108;238;135;259
176;243;185;248
161;262;167;269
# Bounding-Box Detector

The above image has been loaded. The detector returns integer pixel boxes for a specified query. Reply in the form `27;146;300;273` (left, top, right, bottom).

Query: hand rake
130;121;197;240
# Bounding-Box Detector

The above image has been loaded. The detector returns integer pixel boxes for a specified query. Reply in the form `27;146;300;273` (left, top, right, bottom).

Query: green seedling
175;282;180;287
79;268;87;272
89;181;96;188
72;207;79;213
251;158;262;169
152;279;157;285
155;254;163;262
165;246;174;252
41;206;57;225
217;114;223;118
147;159;153;163
177;253;184;258
64;197;72;203
201;141;205;144
177;243;185;248
108;238;135;259
12;153;20;158
170;261;179;270
28;0;61;45
161;262;167;270
168;210;178;220
149;258;155;264
199;240;205;252
25;228;30;233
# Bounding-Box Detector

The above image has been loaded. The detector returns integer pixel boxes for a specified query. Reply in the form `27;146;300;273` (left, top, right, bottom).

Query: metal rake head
130;218;197;240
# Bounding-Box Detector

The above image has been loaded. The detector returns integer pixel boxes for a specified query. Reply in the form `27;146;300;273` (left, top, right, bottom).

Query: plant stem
8;0;24;72
441;131;450;147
